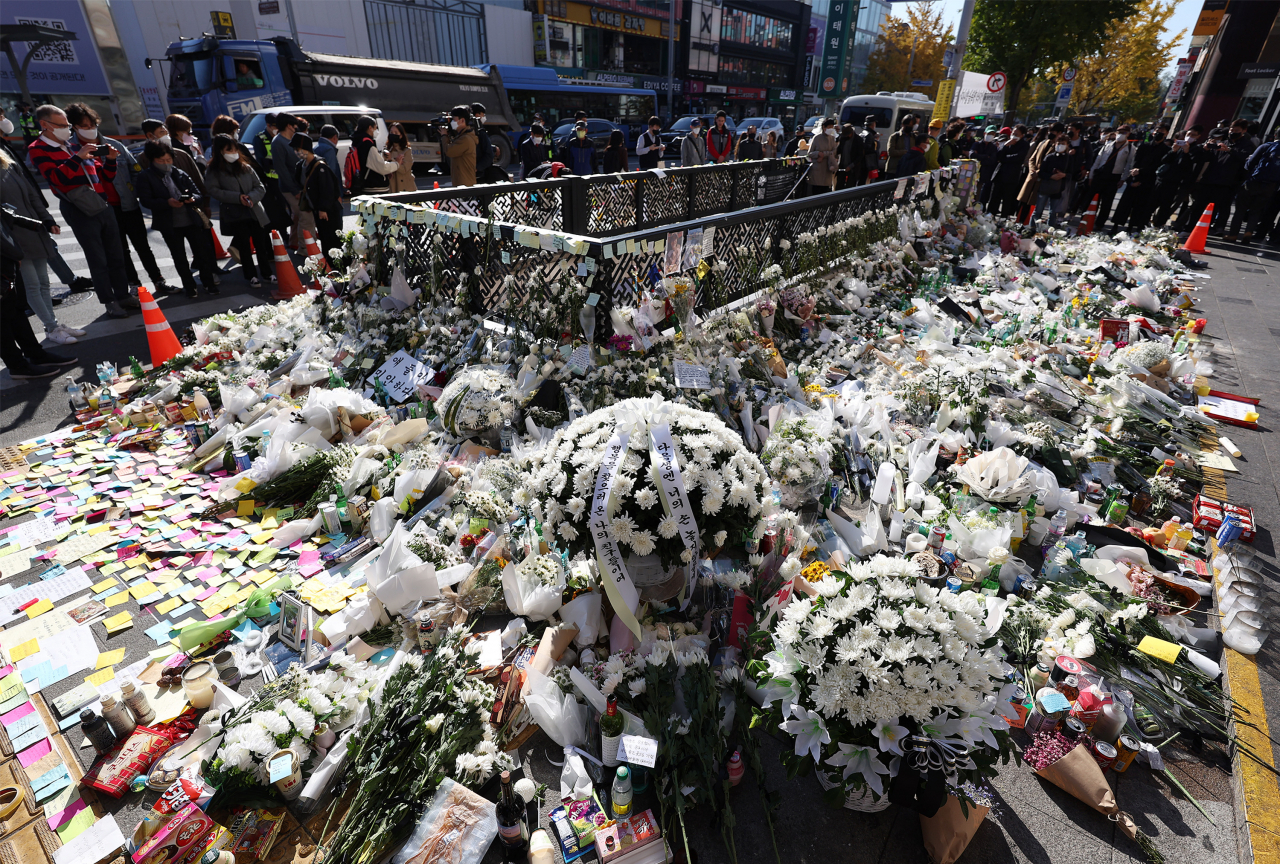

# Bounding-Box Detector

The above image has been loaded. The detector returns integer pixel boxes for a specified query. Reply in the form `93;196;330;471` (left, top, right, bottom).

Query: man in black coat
292;134;343;270
135;141;218;298
1111;130;1170;230
1150;127;1202;227
520;123;555;179
471;102;494;182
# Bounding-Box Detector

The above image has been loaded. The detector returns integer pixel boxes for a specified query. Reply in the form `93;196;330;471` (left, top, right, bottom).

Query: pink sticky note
17;736;52;768
195;551;213;566
196;586;217;601
0;665;12;677
298;550;320;566
1;701;35;727
46;795;86;830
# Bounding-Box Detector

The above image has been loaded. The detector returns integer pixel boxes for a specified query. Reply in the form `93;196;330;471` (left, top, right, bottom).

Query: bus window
840;106;893;129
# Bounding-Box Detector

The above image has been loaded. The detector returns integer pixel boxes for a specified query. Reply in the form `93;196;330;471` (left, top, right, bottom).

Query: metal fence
379;157;811;237
358;173;940;344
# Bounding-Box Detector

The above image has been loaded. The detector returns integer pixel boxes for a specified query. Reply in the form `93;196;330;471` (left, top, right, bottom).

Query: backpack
343;143;364;196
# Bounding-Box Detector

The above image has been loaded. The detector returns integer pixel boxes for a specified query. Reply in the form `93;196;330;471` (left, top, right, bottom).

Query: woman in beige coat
1017;130;1055;210
387;123;417;193
808;117;839;195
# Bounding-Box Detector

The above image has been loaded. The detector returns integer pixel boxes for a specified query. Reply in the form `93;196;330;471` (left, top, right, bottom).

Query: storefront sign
0;0;111;97
588;71;682;93
727;86;766;100
819;0;857;99
768;87;802;104
1238;63;1280;80
1168;60;1191;102
1193;0;1227;37
542;1;680;41
689;0;722;75
533;15;550;64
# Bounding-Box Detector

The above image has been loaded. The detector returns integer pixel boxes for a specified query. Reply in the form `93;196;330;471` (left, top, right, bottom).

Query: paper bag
1034;745;1138;838
919;795;988;864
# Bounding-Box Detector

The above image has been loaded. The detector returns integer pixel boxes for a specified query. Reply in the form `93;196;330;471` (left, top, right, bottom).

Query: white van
839;92;936;133
238;106;388;172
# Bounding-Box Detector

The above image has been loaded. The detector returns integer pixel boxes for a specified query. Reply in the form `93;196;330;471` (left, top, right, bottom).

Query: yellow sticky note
105;591;131;608
250;531;275;545
1137;636;1182;664
128;582;159;600
260;516;278;531
104;611;132;633
9;639;39;662
96;648;126;669
150;644;178;662
24;598;53;619
84;667;114;687
234;477;257;494
237;499;256;517
155;597;180;615
91;578;119;594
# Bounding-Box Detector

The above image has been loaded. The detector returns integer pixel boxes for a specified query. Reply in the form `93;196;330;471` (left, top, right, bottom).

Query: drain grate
1219;296;1255;304
1236;266;1267;273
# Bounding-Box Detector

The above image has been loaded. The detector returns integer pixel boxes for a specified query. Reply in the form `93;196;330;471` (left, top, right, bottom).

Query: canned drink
1019;579;1038;599
927;524;946;554
320;503;342;535
1050;655;1085;683
1112;735;1140;773
1023;710;1060;736
945;576;962;593
184;423;200;448
1062;717;1086;741
1092;740;1117;771
759;528;777;556
939;548;958;569
233;450;252;472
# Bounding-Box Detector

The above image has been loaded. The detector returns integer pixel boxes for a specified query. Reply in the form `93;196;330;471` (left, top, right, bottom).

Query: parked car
552;118;621;162
735;117;785;142
660;114;738;160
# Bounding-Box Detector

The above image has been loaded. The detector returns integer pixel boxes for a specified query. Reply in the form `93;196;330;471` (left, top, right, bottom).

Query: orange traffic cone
300;230;324;290
269;230;307;300
139;286;183;366
1076;195;1099;236
432;180;440;209
211;228;231;260
1182;203;1214;255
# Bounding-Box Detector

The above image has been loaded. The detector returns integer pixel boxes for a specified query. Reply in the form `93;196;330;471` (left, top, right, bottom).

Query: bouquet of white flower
752;555;1017;814
761;416;833;507
437;368;517;440
519;397;768;573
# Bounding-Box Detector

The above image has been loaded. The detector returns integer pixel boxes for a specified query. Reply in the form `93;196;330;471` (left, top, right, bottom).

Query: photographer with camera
135;141;218;298
444;106;477;188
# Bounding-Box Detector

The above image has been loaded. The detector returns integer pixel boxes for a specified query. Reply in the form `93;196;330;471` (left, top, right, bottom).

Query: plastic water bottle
66;376;88;412
500;418;513;453
1042;510;1069;552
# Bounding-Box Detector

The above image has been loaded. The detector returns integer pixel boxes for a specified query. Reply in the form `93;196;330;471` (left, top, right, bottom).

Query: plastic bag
559;591;604;648
523;667;587;748
502;557;564;622
392;778;497;864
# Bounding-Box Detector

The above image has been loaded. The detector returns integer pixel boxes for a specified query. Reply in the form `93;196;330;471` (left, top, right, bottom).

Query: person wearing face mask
66;103;175;297
783;122;805;157
1087;125;1135;230
520;123;555;178
1150;127;1202;228
165;114;204;164
271;113;310;249
707;111;733;164
291;134;343;270
1063;123;1091;214
807;117;839;195
1017;122;1065;221
558;120;598;176
138;119;210;210
205;135;274;288
350;115;396;195
470;103;496;183
971;125;999;205
444;107;479;187
1111;129;1170;230
386;123;417;193
1033;134;1072;227
134;141;217;299
682;119;707;166
1224;126;1280;243
860;116;881;179
314;124;341;182
737;125;764;161
29;104;137;318
896;131;929;178
1175;127;1249;234
637;115;666;169
989;124;1029;217
835;123;863;189
886;114;915;175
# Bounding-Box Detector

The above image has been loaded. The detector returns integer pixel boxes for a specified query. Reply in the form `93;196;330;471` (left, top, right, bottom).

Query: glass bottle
495;770;529;857
610;765;633;817
600;695;623;767
500;418;514;453
80;709;116;754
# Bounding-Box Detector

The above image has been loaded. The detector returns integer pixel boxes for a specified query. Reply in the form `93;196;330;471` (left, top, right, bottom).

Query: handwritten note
673;361;711;390
617;734;658;768
269;753;294;783
369;349;432;403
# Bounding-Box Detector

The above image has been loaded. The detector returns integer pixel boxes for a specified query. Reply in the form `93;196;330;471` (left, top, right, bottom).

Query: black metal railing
379;157;811;237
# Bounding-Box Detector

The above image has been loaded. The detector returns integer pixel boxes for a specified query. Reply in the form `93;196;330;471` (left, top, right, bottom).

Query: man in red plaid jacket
28;104;137;318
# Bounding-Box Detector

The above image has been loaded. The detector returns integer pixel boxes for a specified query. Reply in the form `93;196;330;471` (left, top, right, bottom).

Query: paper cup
271;749;304;800
1027;517;1051;547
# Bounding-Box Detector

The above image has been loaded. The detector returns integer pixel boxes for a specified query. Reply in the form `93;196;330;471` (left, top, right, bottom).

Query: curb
1203;435;1280;864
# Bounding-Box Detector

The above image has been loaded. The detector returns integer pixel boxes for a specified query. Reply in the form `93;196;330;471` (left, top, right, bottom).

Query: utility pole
907;32;918;89
946;0;976;118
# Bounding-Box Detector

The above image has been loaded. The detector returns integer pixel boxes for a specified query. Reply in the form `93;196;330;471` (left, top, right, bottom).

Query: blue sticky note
31;764;70;793
99;586;122;598
10;723;47;753
144;621;176;644
1040;691;1071;713
21;662;52;684
4;712;40;736
170;602;196;618
136;592;164;605
57;712;82;731
34;774;72;802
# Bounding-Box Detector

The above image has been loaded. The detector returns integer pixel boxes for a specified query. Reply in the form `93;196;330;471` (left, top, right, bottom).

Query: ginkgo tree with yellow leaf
1066;0;1185;122
863;0;955;103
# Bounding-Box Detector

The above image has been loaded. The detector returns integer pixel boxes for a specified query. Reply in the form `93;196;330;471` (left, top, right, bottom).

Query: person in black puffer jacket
135;141;218;298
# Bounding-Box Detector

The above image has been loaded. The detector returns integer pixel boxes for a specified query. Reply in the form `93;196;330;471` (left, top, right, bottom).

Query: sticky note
90;578;118;593
103;612;132;633
24;599;53;619
155;597;180;615
10;639;39;662
237;499;255;517
128;582;159;600
269;753;293;783
104;591;130;608
96;648;125;669
84;668;114;687
1137;636;1182;664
